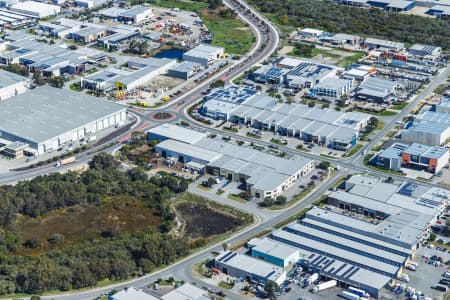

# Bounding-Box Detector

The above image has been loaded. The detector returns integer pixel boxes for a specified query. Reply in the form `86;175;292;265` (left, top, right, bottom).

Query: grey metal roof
272;229;400;275
215;250;285;282
156;139;222;163
286;222;406;264
0;86;126;144
118;6;151;17
148;123;206;145
0;69;28;89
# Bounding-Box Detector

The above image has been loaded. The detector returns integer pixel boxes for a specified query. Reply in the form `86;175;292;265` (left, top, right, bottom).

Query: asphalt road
4;0;450;298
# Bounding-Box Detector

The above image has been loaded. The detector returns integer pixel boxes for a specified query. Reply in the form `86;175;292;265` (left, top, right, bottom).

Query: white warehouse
0;86;127;154
0;69;30;101
10;1;60;18
183;44;224;66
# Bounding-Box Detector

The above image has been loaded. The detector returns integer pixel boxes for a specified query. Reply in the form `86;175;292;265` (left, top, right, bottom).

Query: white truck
87;135;97;143
339;291;360;300
305;273;319;285
311;280;337;293
399;274;410;282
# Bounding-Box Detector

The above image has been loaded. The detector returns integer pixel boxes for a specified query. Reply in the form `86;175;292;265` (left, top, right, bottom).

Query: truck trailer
311;280;337;293
339;291;360;300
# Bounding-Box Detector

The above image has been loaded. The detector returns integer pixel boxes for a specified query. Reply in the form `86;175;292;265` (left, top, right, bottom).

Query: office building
401;143;449;174
312;77;353;98
0;69;30;101
298;28;324;38
0;86;127;154
247;237;300;268
367;0;415;11
74;0;108;8
183;44;224;66
376;142;409;170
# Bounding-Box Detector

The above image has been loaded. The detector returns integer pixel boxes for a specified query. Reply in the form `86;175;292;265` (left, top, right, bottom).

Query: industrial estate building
199;86;370;150
377;142;449;174
81;57;176;91
0;86;127;154
363;37;405;52
356;77;398;103
117;6;153;24
110;284;209;300
183;44;225;66
214;174;449;298
10;1;60;18
402;108;450;146
148;124;314;200
0;69;30;101
0;33;105;75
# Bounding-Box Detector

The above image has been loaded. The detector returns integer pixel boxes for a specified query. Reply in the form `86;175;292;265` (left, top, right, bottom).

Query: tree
90;153;120;170
318;161;330;170
264;282;280;297
48;76;65;88
429;233;437;242
275;195;287;205
210;79;225;88
33;71;46;86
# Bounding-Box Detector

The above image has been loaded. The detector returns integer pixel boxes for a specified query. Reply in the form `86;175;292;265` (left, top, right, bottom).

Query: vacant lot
10;197;160;254
174;193;253;241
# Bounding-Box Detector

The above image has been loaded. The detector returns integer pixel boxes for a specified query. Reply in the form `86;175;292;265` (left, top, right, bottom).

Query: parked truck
348;287;369;297
311;280;337;293
87;136;97;143
305;273;319;285
339;291;360;300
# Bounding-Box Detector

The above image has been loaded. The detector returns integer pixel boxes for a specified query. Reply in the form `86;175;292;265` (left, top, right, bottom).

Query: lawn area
363;153;406;176
354;109;397;116
433;84;449;95
386;131;397;138
343;143;363;157
197;184;211;191
200;9;255;55
336;51;366;67
391;102;409;110
376;120;385;130
151;0;208;12
227;194;246;203
219;281;234;289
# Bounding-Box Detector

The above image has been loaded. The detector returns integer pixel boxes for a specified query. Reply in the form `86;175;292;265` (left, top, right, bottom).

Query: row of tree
249;0;450;49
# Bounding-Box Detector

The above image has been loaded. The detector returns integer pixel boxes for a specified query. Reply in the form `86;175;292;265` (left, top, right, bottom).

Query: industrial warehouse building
10;1;60;18
148;124;314;200
408;44;442;61
167;61;201;80
311;77;353;98
81;57;177;91
212;174;449;298
356;77;399;103
117;6;153;24
402;110;450;146
0;69;30;101
0;86;127;154
377;142;449;174
200;86;369;150
183;44;224;66
214;250;287;286
363;37;405;52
